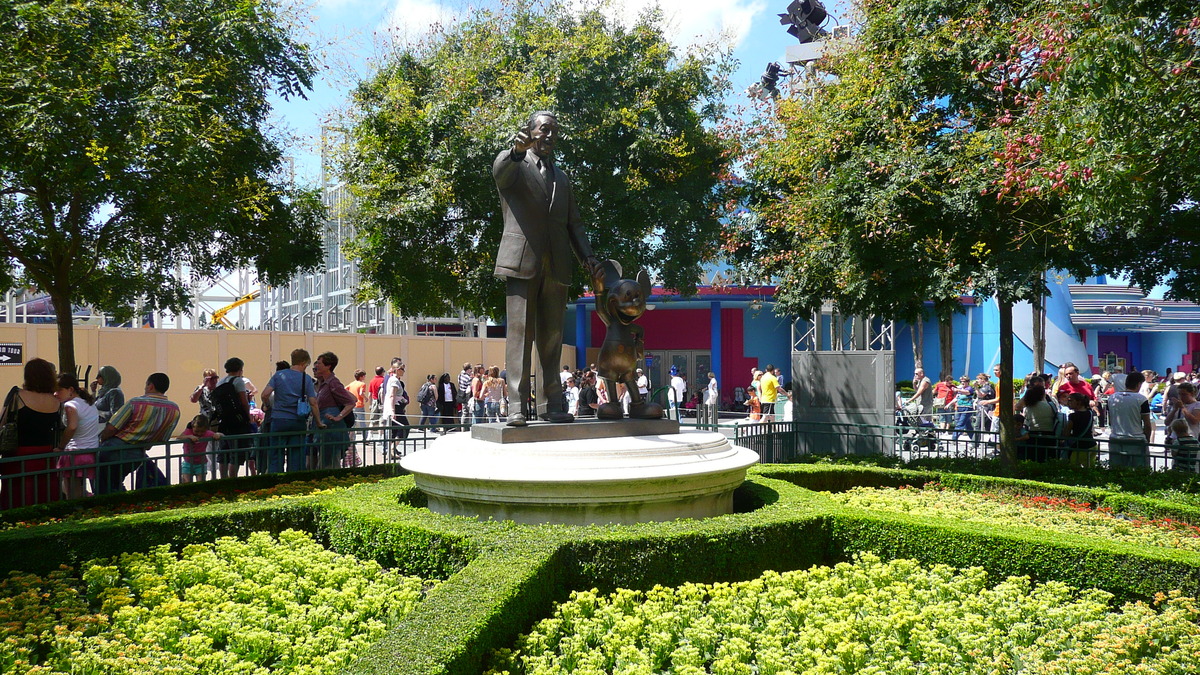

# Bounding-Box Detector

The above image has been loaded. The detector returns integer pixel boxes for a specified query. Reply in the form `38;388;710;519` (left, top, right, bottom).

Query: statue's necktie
538;158;553;195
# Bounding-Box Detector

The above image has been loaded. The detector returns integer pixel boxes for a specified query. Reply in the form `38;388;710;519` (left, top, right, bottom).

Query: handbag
0;386;19;457
295;371;312;416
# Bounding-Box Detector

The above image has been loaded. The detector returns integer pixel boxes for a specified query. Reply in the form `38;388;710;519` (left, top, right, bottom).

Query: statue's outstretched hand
513;129;534;154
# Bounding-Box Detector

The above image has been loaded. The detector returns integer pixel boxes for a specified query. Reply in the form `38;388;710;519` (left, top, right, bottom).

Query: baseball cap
1173;372;1186;381
636;368;643;373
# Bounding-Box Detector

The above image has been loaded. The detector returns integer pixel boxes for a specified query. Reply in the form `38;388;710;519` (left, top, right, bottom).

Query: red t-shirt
933;381;955;404
1057;379;1096;400
368;375;385;401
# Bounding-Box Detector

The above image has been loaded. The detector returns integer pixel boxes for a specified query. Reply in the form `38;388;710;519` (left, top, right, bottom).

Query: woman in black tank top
1;359;63;509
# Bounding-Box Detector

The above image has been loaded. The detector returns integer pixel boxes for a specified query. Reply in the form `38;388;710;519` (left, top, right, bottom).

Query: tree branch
93;204;127;253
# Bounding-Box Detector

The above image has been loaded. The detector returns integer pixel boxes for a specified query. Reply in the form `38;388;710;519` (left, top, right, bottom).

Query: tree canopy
0;0;324;376
339;0;734;319
728;0;1200;458
731;0;1200;313
984;0;1200;300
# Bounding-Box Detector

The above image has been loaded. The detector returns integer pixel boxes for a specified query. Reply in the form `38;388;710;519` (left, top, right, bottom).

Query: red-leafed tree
729;0;1200;461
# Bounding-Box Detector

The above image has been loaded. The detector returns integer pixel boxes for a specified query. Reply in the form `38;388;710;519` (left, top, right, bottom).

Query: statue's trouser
506;274;567;418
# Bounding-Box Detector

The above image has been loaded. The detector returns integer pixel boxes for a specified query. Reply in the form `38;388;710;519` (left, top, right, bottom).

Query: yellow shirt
760;373;779;403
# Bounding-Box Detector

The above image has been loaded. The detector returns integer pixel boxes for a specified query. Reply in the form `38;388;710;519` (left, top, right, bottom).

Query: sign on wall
0;343;22;365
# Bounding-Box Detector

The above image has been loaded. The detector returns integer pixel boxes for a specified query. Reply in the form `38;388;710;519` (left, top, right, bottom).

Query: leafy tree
982;0;1200;299
728;0;1094;460
0;0;324;377
339;0;733;319
732;0;1200;459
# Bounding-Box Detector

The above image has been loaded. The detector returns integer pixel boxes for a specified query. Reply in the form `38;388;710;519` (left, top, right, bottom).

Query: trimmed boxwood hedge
4;464;1200;675
0;463;403;527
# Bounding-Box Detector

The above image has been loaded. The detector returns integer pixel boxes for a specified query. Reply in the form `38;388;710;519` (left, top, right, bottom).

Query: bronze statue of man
494;111;601;426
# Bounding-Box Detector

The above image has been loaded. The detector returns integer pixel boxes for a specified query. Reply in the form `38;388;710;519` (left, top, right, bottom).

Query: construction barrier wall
0;326;570;413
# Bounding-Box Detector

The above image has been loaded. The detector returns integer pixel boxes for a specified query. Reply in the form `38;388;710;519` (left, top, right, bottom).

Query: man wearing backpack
211;357;253;480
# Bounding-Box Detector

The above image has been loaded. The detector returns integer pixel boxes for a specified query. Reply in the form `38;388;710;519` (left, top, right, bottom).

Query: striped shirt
109;394;181;444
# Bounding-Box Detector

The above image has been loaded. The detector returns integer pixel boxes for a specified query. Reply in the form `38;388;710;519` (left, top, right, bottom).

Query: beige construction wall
0;325;571;416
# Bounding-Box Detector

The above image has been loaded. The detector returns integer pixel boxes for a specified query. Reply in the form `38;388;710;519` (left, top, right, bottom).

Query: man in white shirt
668;366;686;419
636;368;649;398
1107;371;1153;468
1168;382;1200;441
701;373;720;425
560;365;573;387
564;375;580;417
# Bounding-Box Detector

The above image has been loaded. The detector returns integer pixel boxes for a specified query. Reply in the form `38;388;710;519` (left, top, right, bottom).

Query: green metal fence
0;421;463;509
733;418;1191;472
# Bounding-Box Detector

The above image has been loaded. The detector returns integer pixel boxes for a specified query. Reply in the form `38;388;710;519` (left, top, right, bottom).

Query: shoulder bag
295;371;312;417
0;386;19;457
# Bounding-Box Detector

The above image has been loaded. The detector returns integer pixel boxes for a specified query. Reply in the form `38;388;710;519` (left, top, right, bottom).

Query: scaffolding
258;128;483;336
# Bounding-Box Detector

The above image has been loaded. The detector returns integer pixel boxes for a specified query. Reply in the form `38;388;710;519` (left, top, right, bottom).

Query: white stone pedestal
400;428;759;526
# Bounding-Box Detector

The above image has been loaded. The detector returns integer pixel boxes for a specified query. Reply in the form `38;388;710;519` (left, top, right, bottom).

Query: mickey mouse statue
592;259;664;420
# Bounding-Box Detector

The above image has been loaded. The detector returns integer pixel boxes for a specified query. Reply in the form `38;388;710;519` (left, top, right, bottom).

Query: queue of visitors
5;346;1195;510
0;349;360;507
903;362;1200;472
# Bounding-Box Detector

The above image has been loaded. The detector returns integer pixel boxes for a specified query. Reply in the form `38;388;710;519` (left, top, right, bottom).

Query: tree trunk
911;321;923;370
998;299;1015;464
938;316;953;380
50;289;78;381
1031;293;1046;376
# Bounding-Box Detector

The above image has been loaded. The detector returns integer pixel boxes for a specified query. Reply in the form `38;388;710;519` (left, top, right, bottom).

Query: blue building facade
563;273;1200;391
885;275;1200;379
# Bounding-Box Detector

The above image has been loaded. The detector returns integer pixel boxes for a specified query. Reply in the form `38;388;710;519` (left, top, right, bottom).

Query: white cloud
573;0;768;52
373;0;767;53
377;0;460;44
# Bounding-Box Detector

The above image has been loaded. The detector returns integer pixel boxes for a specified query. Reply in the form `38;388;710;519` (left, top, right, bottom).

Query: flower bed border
4;464;1200;675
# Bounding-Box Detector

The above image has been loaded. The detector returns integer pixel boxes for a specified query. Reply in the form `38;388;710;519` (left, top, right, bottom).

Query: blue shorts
181;460;207;476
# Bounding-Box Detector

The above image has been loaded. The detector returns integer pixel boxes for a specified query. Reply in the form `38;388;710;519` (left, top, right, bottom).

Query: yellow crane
210;290;261;330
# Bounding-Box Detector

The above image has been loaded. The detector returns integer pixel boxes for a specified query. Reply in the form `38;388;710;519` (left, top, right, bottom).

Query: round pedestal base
400;430;759;526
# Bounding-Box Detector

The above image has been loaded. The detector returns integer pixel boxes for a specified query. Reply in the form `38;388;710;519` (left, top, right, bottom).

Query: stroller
895;393;938;453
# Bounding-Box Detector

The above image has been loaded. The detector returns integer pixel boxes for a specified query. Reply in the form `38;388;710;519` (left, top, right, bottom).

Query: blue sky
269;0;852;183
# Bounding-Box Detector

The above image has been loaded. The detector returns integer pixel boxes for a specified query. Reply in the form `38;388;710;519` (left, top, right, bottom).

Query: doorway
645;350;711;407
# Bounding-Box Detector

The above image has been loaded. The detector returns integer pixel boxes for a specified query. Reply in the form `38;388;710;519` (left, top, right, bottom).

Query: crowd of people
0;358;182;509
904;363;1200;471
0;349;381;509
0;349;803;508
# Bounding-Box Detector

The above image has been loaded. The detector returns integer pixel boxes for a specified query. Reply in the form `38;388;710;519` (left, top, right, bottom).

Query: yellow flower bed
487;554;1200;675
828;484;1200;552
0;530;434;674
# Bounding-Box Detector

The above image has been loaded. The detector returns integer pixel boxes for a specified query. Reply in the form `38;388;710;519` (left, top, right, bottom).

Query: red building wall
589;306;760;398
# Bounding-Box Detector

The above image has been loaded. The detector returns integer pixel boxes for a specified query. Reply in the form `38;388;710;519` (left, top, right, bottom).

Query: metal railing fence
0;419;468;510
8;410;1196;510
734;417;1192;472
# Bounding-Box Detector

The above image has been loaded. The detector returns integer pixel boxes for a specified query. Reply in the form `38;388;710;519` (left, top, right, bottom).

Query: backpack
418;382;435;406
212;379;251;434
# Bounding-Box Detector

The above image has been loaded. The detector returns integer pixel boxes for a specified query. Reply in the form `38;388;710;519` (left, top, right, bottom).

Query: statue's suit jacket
492;149;594;282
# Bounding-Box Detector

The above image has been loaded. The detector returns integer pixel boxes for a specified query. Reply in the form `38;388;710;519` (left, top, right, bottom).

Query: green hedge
6;465;1200;675
0;462;403;527
0;496;322;574
758;462;1200;526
